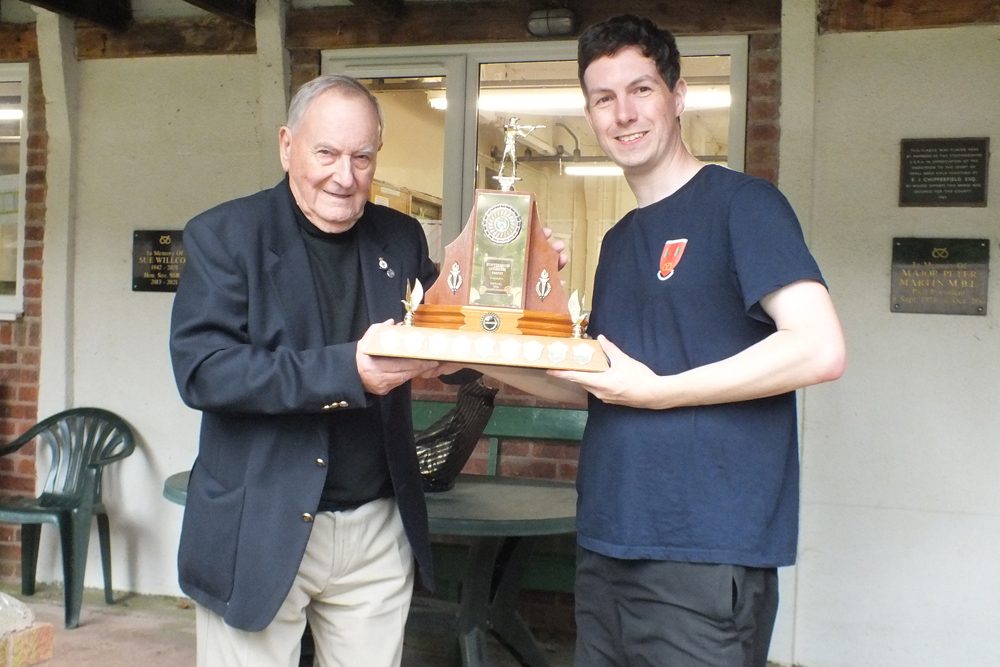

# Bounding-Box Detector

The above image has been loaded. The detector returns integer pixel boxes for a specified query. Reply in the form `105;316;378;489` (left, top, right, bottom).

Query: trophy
362;119;607;372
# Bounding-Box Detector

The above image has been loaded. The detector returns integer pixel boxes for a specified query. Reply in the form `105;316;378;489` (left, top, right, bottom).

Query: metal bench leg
457;537;502;667
490;537;549;667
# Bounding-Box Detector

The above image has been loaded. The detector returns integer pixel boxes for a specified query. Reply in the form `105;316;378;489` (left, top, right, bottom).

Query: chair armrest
0;423;45;458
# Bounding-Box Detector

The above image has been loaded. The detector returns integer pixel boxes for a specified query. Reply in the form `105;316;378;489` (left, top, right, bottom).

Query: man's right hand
356;321;440;395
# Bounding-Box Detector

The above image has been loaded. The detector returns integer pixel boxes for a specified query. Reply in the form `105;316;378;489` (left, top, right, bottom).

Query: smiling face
582;46;688;184
279;89;381;233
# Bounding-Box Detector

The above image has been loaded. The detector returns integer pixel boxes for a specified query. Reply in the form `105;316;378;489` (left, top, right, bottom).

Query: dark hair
577;14;681;95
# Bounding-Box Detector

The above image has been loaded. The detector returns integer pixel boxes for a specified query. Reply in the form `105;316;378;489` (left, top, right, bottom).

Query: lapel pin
378;257;394;278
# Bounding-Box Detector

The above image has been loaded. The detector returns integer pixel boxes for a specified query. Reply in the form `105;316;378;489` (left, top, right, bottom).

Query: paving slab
0;583;574;667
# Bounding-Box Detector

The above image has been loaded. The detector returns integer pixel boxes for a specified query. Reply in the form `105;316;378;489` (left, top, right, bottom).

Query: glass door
324;37;746;298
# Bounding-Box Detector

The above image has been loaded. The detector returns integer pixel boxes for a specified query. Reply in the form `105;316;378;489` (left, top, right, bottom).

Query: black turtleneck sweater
290;184;393;512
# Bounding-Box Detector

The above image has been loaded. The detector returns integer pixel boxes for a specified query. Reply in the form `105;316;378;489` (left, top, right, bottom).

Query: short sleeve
727;179;825;322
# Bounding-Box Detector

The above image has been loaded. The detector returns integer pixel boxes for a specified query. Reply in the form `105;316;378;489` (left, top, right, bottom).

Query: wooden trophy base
363;321;608;372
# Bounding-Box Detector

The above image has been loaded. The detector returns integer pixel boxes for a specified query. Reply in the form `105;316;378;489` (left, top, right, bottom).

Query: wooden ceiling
7;0;997;51
20;0;254;30
14;0;783;35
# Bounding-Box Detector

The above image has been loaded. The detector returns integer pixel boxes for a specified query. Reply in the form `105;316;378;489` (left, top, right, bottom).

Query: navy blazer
170;179;439;631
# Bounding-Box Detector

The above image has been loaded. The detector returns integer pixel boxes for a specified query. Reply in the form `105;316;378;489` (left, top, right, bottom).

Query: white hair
286;74;384;140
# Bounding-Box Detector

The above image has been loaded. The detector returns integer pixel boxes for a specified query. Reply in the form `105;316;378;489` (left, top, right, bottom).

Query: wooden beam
0;24;39;60
286;0;781;51
819;0;1000;33
76;18;256;59
21;0;131;32
181;0;256;28
350;0;407;21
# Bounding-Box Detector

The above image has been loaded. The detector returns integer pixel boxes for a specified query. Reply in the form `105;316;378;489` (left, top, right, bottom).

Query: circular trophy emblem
482;204;522;245
480;312;501;332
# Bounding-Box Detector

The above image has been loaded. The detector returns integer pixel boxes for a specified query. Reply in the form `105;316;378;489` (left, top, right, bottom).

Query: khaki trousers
197;497;414;667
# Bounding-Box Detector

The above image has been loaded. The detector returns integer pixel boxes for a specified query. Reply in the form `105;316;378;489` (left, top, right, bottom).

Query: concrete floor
1;583;574;667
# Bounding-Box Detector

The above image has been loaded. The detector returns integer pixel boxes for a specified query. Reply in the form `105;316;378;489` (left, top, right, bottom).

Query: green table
162;471;576;667
413;475;576;667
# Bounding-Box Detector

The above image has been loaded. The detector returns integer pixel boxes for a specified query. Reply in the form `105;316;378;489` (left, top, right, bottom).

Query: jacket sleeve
169;216;368;416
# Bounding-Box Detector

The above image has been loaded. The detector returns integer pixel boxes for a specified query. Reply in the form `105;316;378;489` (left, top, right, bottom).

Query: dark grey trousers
574;547;779;667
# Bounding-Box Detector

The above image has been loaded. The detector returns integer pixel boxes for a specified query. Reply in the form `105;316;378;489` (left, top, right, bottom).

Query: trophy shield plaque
362;121;607;372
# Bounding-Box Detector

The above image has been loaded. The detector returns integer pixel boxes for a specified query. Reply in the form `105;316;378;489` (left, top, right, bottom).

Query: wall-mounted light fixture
526;8;576;38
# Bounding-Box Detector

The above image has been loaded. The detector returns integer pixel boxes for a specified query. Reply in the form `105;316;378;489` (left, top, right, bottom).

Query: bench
412;400;587;600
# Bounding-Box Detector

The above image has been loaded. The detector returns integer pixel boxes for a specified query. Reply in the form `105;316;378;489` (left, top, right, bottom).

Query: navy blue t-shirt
579;165;825;568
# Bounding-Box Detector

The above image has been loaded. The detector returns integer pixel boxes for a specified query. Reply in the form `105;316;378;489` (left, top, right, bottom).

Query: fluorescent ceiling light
427;91;447;110
684;86;731;111
429;84;730;114
565;164;624;177
0;110;23;121
478;89;585;112
427;88;583;113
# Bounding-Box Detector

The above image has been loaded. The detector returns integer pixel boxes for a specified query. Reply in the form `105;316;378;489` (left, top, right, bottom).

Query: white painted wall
35;55;263;596
791;25;1000;667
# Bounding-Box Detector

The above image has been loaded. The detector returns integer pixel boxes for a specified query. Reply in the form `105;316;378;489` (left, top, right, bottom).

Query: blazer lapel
264;185;326;349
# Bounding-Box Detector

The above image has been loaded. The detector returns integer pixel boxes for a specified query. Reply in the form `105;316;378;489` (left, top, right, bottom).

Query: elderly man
170;75;450;667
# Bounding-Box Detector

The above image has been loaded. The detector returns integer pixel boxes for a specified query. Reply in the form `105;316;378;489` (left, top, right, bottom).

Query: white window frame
0;63;29;320
322;37;748;243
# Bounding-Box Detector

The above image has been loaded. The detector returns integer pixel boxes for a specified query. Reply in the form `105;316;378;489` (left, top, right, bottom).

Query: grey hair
285;74;384;140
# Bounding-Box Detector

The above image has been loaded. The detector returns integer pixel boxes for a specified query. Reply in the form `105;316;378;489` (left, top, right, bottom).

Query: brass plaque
890;237;989;315
470;192;530;309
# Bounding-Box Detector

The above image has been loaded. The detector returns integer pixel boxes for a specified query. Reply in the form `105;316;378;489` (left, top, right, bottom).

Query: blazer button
338;400;349;408
302;513;314;522
316;458;327;467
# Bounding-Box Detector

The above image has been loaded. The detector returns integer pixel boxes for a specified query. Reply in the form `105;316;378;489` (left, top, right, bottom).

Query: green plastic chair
0;408;136;628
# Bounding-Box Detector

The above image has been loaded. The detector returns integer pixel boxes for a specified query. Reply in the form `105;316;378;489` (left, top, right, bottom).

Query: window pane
475;56;731;301
475;60;631;302
361;76;446;264
0;79;24;297
679;55;732;165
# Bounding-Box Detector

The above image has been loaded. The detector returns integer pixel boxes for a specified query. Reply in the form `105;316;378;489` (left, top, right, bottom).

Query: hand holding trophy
361;118;608;372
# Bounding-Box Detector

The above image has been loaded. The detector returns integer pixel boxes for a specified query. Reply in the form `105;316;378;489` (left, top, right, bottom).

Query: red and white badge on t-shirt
657;239;688;281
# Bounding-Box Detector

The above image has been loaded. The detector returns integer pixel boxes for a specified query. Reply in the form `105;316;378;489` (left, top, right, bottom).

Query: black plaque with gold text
891;237;988;315
133;230;184;292
899;138;989;206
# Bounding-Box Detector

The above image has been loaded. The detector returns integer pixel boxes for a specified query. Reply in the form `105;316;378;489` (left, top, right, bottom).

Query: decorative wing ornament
568;290;581;323
410;279;424;312
402;279;424;326
568;290;589;339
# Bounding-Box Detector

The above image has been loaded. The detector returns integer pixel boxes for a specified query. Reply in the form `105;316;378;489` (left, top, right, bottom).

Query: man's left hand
542;227;569;270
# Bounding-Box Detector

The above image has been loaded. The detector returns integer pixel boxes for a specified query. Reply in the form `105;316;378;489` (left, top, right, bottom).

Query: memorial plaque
361;119;607;371
899;138;989;206
133;230;184;292
890;237;989;315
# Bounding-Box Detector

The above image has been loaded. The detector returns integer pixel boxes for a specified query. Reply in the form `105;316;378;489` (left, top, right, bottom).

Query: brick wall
746;31;781;184
0;52;45;580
